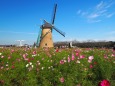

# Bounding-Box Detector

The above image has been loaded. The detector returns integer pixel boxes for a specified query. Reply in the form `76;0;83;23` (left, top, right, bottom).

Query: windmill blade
51;4;57;25
44;19;48;24
53;26;65;37
36;28;42;46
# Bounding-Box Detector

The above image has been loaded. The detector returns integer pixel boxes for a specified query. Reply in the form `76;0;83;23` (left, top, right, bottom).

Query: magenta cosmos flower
60;60;64;64
98;79;110;86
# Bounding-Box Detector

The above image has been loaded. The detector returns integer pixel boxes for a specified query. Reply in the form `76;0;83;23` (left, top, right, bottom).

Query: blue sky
0;0;115;45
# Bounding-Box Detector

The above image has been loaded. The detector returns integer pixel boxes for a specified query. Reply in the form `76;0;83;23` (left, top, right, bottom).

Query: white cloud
88;14;99;18
105;1;115;8
81;12;88;16
77;1;115;23
77;10;81;14
88;19;102;23
106;13;115;18
96;1;104;10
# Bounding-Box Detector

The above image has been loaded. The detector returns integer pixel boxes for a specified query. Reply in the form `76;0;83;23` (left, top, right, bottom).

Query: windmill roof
42;23;52;28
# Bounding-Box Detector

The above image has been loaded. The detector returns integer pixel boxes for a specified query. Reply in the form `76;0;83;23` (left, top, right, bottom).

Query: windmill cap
41;22;53;29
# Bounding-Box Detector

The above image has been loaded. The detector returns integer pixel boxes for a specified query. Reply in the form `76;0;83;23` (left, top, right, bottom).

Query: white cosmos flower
31;65;34;68
76;60;80;63
38;63;40;65
63;57;66;59
6;64;8;66
48;67;50;69
0;53;2;55
41;67;44;70
32;54;37;57
26;64;29;67
29;62;32;65
64;60;67;62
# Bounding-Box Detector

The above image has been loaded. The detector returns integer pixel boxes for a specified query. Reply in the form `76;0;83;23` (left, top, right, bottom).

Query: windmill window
45;43;47;46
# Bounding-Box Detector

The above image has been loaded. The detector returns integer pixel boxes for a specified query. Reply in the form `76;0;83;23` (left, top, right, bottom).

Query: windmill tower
36;4;65;48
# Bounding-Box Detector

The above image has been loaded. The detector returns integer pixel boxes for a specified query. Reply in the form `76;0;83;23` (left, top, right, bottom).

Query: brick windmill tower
36;4;65;48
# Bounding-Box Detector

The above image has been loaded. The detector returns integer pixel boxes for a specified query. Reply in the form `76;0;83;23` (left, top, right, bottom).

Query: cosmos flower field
0;47;115;86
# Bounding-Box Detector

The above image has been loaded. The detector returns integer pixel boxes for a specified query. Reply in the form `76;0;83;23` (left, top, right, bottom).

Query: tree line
54;41;115;48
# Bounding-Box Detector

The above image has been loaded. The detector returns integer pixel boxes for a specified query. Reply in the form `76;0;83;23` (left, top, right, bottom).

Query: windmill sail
36;28;42;46
51;4;57;25
53;27;65;37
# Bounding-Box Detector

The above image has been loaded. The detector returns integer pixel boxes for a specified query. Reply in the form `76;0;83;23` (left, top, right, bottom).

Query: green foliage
0;47;115;85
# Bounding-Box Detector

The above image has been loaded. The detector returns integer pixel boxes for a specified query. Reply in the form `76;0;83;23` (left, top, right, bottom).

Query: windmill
36;4;65;48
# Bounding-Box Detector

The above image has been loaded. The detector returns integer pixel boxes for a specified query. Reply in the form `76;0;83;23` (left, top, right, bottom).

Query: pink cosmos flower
111;54;115;57
90;64;93;68
68;56;71;62
42;58;44;60
1;56;4;58
24;58;29;61
23;54;26;58
11;65;15;69
104;55;108;59
88;56;94;60
16;58;21;62
8;56;11;59
1;66;4;69
23;54;28;60
60;60;64;64
6;68;9;70
72;54;75;60
33;51;36;55
60;77;64;83
76;52;79;56
88;56;94;63
98;79;110;86
80;55;85;59
88;59;92;63
11;49;14;53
